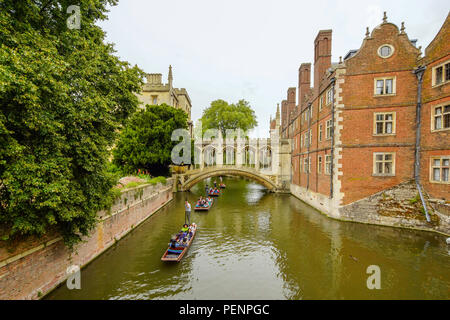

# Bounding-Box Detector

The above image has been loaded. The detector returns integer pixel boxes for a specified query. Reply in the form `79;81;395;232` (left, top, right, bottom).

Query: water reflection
46;177;450;300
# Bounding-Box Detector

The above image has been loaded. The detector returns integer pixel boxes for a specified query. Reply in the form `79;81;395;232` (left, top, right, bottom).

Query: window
326;89;333;105
310;106;313;118
374;77;395;95
319;96;323;111
308;129;312;146
431;157;449;183
325;155;332;175
300;158;302;173
326;120;332;139
318;156;322;173
433;105;450;131
433;62;450;86
373;153;395;176
300;134;303;148
319;124;323;142
151;95;158;104
303;157;308;173
374;112;396;135
378;44;394;58
308;157;311;173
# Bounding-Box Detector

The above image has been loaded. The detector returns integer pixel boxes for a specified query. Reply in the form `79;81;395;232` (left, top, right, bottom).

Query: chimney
313;30;332;91
298;63;311;107
287;87;296;124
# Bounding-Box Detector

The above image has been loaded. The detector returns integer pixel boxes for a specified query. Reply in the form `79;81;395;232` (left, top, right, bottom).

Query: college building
137;65;193;135
271;12;449;232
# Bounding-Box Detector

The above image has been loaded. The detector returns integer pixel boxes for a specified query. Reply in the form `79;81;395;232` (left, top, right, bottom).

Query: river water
46;177;450;300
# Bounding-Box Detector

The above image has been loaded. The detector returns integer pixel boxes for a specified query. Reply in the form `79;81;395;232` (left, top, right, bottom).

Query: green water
46;177;450;300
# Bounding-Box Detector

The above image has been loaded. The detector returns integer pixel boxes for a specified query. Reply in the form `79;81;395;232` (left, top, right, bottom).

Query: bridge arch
181;167;277;191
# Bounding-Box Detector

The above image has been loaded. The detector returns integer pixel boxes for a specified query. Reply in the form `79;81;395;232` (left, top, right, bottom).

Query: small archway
203;146;217;167
223;145;236;166
242;146;256;168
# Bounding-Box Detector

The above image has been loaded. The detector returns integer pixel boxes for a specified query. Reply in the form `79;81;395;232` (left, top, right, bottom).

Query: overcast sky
98;0;449;137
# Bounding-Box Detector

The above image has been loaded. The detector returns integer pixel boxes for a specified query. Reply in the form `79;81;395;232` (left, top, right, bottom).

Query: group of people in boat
169;223;196;249
196;196;212;207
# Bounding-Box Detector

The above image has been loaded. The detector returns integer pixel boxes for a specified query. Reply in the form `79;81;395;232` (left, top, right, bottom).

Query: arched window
223;146;236;166
259;147;272;170
204;146;216;167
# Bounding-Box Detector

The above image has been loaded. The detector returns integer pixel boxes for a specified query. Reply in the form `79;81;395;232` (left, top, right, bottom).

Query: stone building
271;12;450;234
137;65;193;135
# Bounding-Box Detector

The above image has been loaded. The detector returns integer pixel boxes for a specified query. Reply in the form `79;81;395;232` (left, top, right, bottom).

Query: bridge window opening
204;147;216;167
243;146;256;168
259;147;272;170
224;146;236;166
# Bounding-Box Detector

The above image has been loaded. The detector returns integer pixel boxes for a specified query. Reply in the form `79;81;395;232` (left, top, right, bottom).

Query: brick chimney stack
313;30;332;92
287;87;296;124
298;63;311;108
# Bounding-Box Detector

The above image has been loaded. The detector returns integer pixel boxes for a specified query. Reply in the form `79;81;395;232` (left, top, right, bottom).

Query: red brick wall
0;183;173;300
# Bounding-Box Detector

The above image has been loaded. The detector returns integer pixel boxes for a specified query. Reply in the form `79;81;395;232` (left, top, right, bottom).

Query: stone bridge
173;136;292;193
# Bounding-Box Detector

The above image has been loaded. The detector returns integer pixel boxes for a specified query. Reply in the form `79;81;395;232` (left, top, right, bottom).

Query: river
46;177;450;300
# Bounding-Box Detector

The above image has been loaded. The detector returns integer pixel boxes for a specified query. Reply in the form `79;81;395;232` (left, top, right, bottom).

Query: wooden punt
208;190;220;197
219;184;226;189
161;224;197;262
194;199;213;211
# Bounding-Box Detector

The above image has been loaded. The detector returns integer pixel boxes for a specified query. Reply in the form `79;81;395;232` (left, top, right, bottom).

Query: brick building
271;12;450;229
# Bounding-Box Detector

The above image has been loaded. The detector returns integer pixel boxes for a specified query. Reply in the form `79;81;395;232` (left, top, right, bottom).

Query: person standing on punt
184;201;191;224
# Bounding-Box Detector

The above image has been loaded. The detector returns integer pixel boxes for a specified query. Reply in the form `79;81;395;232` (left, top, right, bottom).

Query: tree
0;0;143;248
200;99;258;136
113;104;188;176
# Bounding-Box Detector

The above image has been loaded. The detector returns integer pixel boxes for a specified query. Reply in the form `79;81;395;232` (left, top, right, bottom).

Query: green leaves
113;104;188;176
200;99;258;136
0;1;143;248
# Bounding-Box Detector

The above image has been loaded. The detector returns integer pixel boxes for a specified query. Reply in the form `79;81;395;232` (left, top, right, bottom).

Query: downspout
329;77;336;199
413;66;430;222
307;103;312;190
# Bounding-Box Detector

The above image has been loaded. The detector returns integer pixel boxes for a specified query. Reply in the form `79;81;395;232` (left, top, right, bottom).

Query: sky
98;0;449;137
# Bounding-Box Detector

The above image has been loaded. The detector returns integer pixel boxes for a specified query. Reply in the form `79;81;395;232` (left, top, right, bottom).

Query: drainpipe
329;77;336;199
307;103;312;190
413;66;430;222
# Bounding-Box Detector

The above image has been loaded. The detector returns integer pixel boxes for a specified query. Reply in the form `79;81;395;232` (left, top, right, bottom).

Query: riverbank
290;180;450;237
0;179;174;300
46;178;450;300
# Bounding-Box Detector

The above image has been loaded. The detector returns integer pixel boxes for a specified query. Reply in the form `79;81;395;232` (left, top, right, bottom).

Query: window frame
326;89;333;105
373;112;396;136
318;124;323;142
325;155;332;175
432;60;450;87
318;155;322;174
326;119;332;140
431;104;450;132
373;77;396;96
377;44;395;59
430;156;450;184
373;152;396;176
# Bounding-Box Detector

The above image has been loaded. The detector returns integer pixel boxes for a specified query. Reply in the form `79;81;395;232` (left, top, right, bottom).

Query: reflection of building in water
137;65;193;136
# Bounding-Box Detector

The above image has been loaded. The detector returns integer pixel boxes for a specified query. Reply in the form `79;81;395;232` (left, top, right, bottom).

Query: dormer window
378;44;394;58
